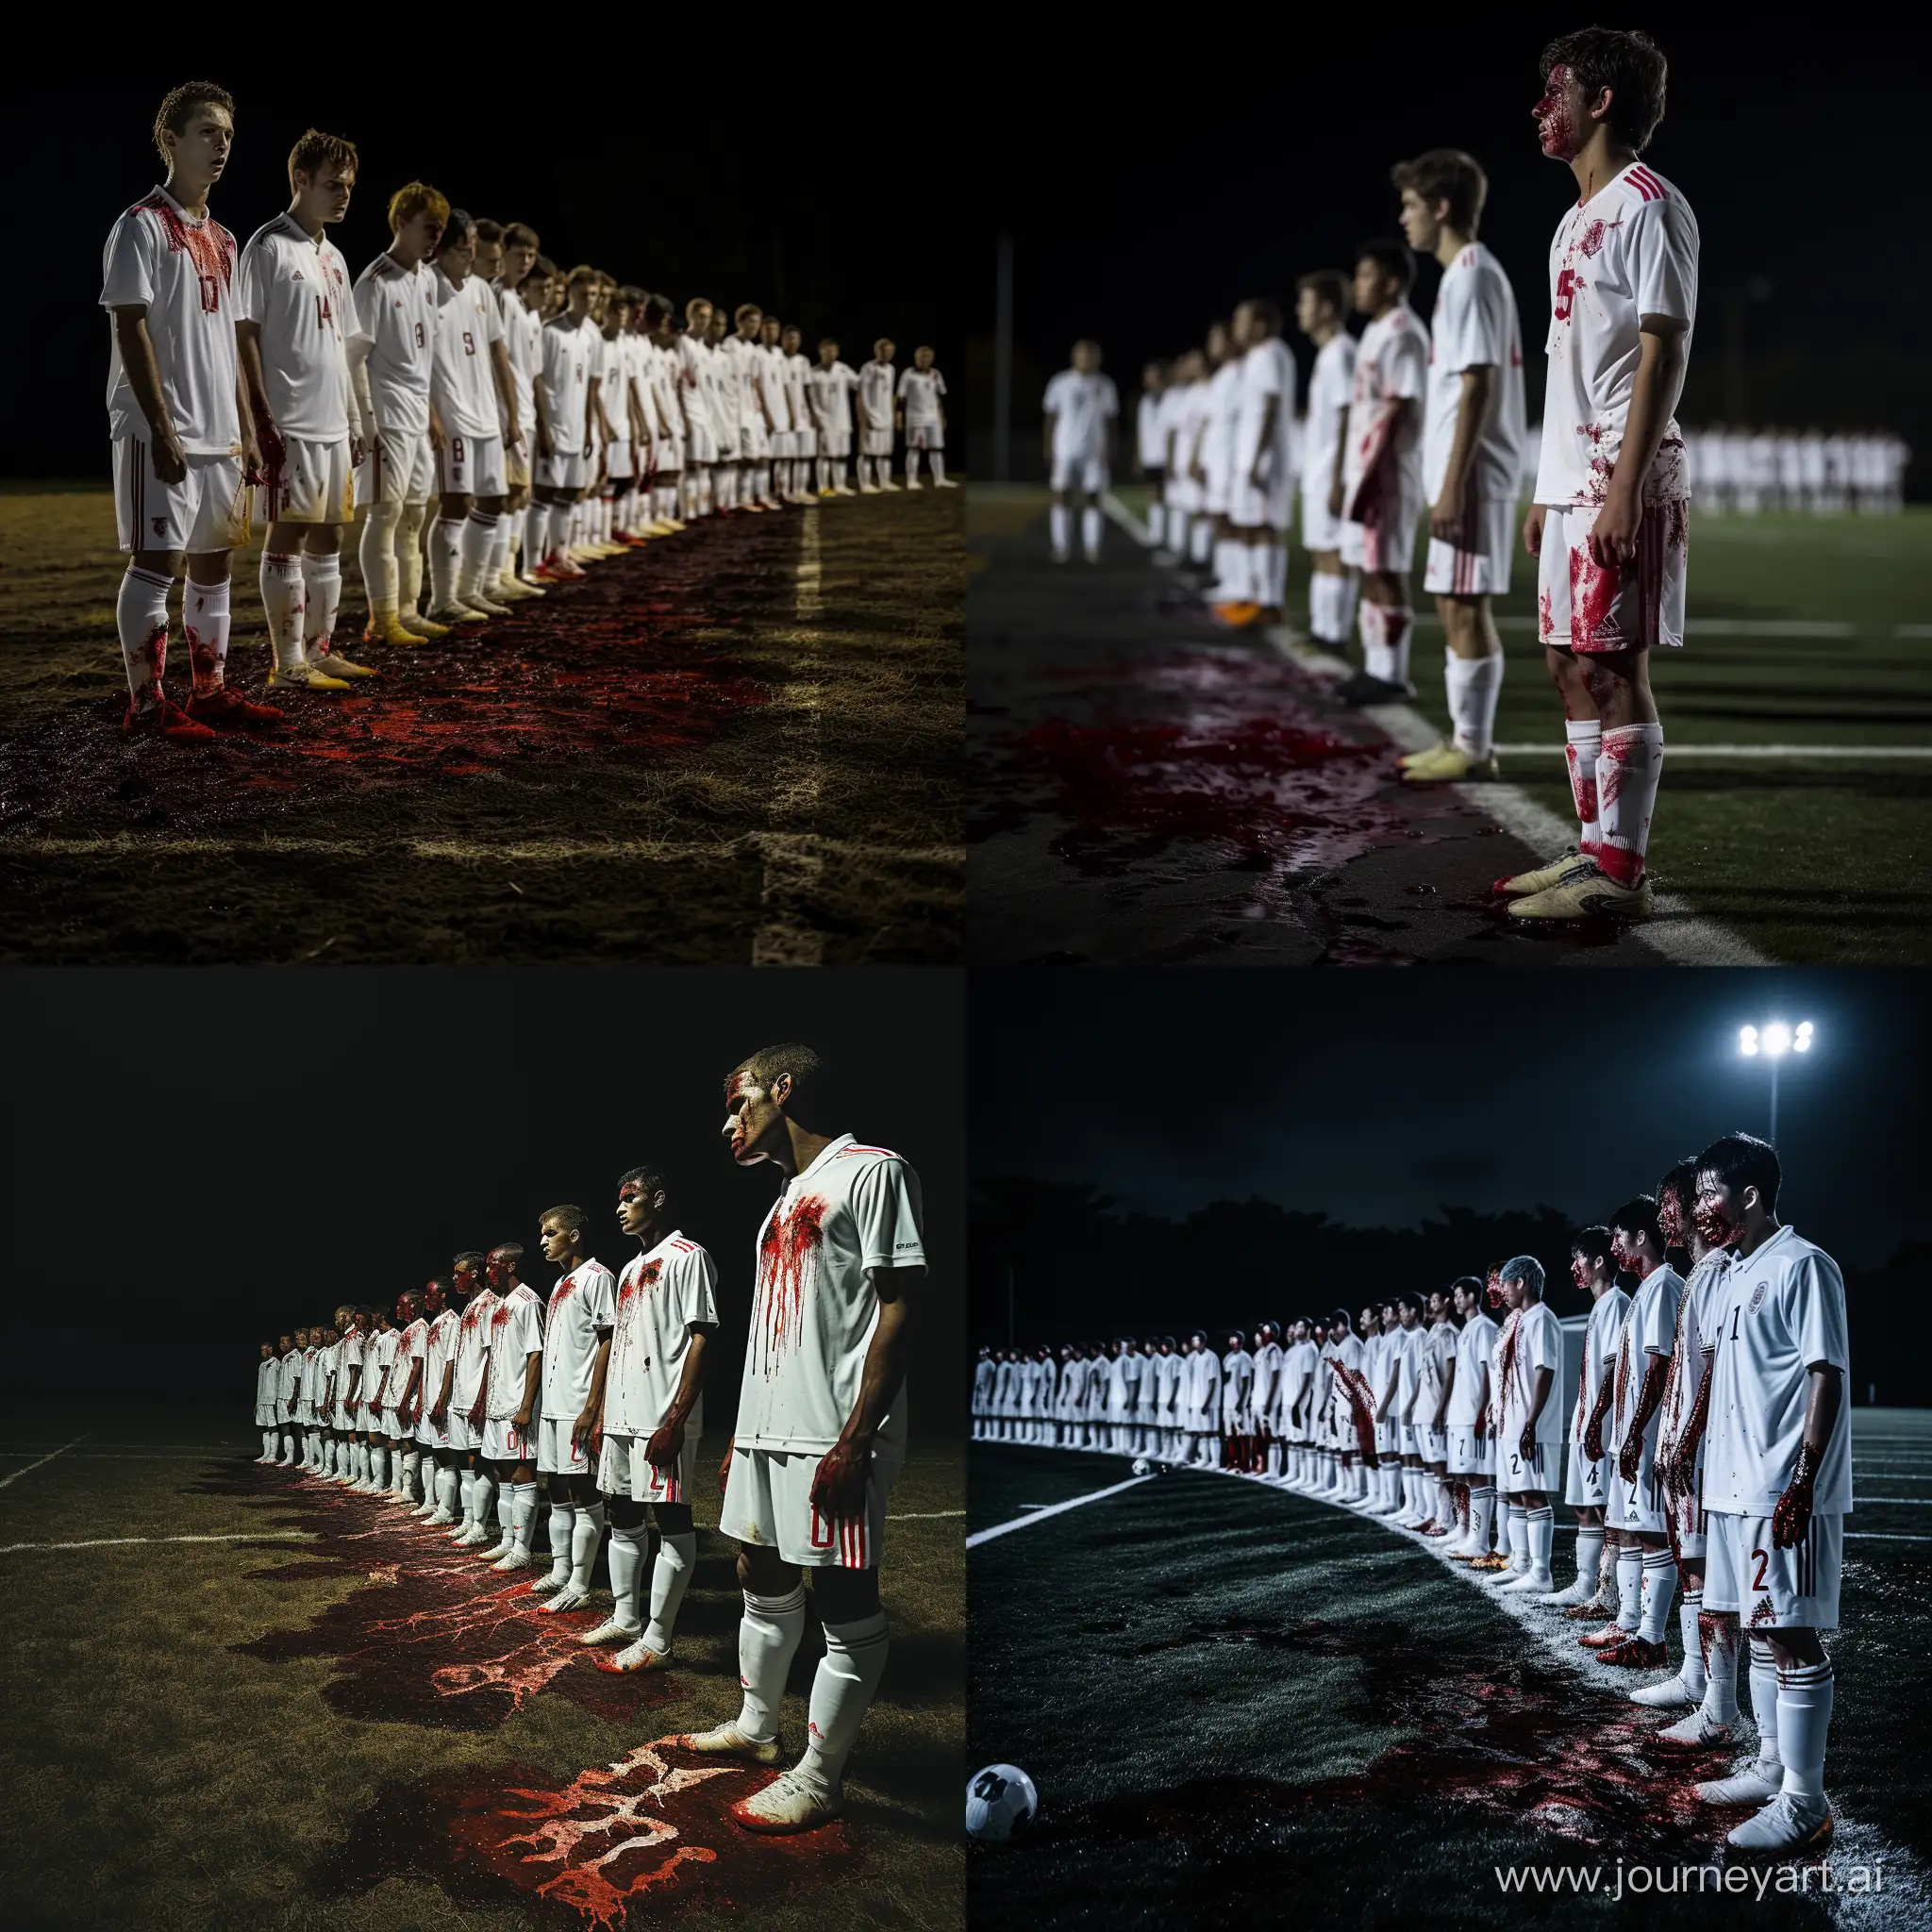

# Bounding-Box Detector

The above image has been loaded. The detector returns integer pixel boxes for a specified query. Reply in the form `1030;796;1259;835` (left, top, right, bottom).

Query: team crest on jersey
151;516;167;536
1748;1280;1769;1312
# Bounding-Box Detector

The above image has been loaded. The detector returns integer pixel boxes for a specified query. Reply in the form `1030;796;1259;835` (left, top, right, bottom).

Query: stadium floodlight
1738;1019;1815;1141
1740;1025;1759;1057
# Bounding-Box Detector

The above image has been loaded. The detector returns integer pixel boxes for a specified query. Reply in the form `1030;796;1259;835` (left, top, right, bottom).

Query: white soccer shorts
1498;1437;1560;1491
819;428;852;458
1538;498;1688;653
741;418;771;461
1423;497;1516;596
1229;452;1292;531
859;425;894;458
1446;1425;1495;1477
113;440;248;555
1298;485;1343;554
1397;1422;1420;1457
653;433;684;475
1340;488;1421;575
436;430;507;499
907;424;945;450
275;1398;291;1424
1050;451;1108;495
482;1417;535;1464
598;1426;701;1505
536;447;591;491
355;426;433;508
1608;1456;1667;1534
504;440;531;490
447;1407;481;1454
793;425;818;457
536;1415;594;1477
606;437;634;481
1204;454;1234;519
1374;1420;1396;1456
1703;1509;1841;1633
382;1407;408;1442
1564;1440;1613;1508
415;1407;451;1451
721;1442;898;1569
259;434;355;525
1419;1427;1447;1464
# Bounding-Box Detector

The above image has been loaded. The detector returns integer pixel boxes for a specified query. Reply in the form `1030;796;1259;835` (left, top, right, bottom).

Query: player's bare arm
490;336;521;448
234;317;285;474
1583;1361;1615;1461
513;1347;541;1431
1618;1352;1670;1482
1772;1361;1843;1550
1591;318;1687;565
1472;1361;1491;1437
1662;1342;1717;1497
468;1348;489;1430
1519;1363;1554;1464
1249;391;1279;491
1434;1357;1455;1432
1326;404;1351;518
574;1331;612;1449
1430;366;1494;544
111;308;189;487
583;375;603;460
647;1327;709;1469
810;1266;917;1524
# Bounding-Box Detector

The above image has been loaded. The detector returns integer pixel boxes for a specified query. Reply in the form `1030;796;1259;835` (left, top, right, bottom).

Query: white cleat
426;602;489;628
577;1618;641;1648
1696;1760;1784;1806
1485;1564;1527;1585
1655;1709;1733;1749
529;1569;571;1596
677;1723;783;1766
426;1507;456;1526
1629;1674;1697;1709
730;1768;841;1835
1540;1578;1595;1607
876;480;902;493
491;1545;533;1573
608;1637;671;1672
935;477;960;489
513;574;550;594
1726;1791;1833;1855
536;1586;590;1614
462;590;513;618
455;1524;493;1546
1499;1570;1555;1593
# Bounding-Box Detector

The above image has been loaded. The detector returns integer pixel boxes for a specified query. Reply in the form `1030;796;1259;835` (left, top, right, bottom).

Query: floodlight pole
993;233;1013;483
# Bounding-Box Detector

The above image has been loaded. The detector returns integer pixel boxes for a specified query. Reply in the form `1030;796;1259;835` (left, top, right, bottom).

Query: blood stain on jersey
756;1194;827;1373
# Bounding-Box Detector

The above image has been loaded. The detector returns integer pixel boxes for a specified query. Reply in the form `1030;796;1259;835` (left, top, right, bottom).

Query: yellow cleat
1507;868;1654;924
1492;848;1597;897
363;615;432;648
267;660;351;692
1400;742;1501;784
400;611;451;641
313;650;377;679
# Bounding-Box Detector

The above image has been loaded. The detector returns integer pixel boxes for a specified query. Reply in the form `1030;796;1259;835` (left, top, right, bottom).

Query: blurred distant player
1042;340;1119;563
1214;297;1296;629
1132;360;1169;550
898;346;953;488
1391;149;1526;782
780;325;815;504
1195;322;1243;605
533;266;602;581
1296;273;1359;653
678;298;719;519
1337;239;1426;704
1505;27;1698;923
809;339;858;496
858;339;899;492
1159;349;1208;569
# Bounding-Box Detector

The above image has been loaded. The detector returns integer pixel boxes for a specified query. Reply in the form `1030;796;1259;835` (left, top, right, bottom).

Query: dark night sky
0;969;963;1429
10;60;959;475
970;971;1929;1274
968;29;1932;477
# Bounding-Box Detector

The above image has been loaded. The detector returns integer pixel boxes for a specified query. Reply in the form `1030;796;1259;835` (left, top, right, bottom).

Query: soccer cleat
577;1618;641;1648
461;590;513;618
1210;602;1263;629
1507;866;1655;924
1654;1710;1733;1750
529;1568;571;1596
1492;847;1595;897
363;614;435;647
494;575;541;600
905;479;923;491
536;1585;590;1613
1629;1674;1697;1709
1725;1793;1833;1856
312;650;376;679
491;1545;533;1573
123;692;218;743
1500;1571;1556;1593
1597;1636;1669;1669
935;476;960;489
1540;1577;1595;1607
730;1770;841;1835
399;610;451;641
184;687;283;731
1483;1562;1525;1585
1471;1553;1512;1572
455;1524;493;1546
475;1535;514;1561
1400;742;1501;784
1696;1760;1784;1806
679;1724;784;1765
608;1637;671;1673
1580;1621;1637;1648
1336;670;1416;706
425;602;489;627
425;1507;456;1525
1562;1594;1616;1621
858;482;881;495
513;573;551;593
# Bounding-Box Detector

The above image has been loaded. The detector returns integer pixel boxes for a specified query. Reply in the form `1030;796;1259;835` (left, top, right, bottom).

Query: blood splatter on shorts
1538;496;1689;653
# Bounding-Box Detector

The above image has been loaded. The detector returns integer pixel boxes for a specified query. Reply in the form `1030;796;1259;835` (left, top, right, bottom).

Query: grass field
967;1411;1932;1930
0;486;963;963
1103;489;1932;965
0;1409;962;1931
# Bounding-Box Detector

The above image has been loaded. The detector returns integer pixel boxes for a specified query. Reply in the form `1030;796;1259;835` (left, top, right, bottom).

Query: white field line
966;1474;1152;1549
1491;743;1932;760
0;1531;315;1556
0;1433;88;1491
752;506;826;968
1848;1532;1932;1542
887;1510;967;1520
1099;491;1153;547
0;832;959;868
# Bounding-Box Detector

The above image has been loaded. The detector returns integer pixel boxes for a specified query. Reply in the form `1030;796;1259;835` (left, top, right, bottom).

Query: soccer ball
966;1763;1038;1842
1131;1457;1152;1476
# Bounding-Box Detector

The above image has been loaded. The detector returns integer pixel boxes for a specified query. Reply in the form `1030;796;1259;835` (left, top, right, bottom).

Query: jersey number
463;330;476;358
414;321;426;349
1554;269;1578;324
198;274;222;315
315;295;334;334
450;437;464;464
1751;1547;1769;1591
1731;1307;1742;1342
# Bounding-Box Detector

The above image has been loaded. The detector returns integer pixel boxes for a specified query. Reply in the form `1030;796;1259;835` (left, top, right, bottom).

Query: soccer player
808;339;859;497
275;1332;301;1464
1042;341;1119;563
1391;149;1527;783
1362;1303;1396;1511
447;1252;499;1543
1296;273;1360;654
348;181;451;649
255;1343;279;1461
1220;1332;1253;1471
238;129;372;691
1251;1323;1284;1477
1337;239;1427;704
971;1347;993;1441
103;82;275;742
753;313;791;508
359;1305;398;1492
1184;1329;1223;1468
491;222;548;595
1132;360;1169;551
677;298;720;519
1323;1308;1373;1503
1445;1276;1498;1560
529;1207;617;1614
724;304;768;512
297;1325;322;1472
1690;1134;1849;1855
1504;28;1698;922
1155;1333;1185;1462
581;1166;719;1667
425;211;519;625
1215;298;1297;628
857;339;900;492
1392;1295;1432;1524
1161;348;1211;573
1491;1257;1563;1591
477;1242;545;1572
1586;1197;1682;1663
1134;1338;1161;1457
898;346;953;489
409;1279;457;1519
532;267;603;581
336;1306;369;1485
1416;1289;1458;1534
385;1288;425;1506
1194;322;1242;604
687;1043;924;1836
1546;1224;1629;1608
779;325;816;505
1281;1319;1317;1488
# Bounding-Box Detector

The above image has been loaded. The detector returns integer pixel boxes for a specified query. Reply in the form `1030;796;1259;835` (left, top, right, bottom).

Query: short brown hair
729;1043;834;1128
387;180;450;232
474;218;505;246
503;222;540;251
567;263;598;290
287;128;358;192
735;302;762;324
152;81;233;161
1391;149;1489;235
1295;270;1347;316
1540;26;1670;154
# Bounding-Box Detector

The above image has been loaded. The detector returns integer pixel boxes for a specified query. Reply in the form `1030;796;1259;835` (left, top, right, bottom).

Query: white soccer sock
547;1500;576;1580
1211;538;1241;598
359;498;402;614
1617;1547;1643;1627
437;1464;459;1518
737;1586;809;1743
570;1500;605;1593
904;451;919;485
798;1610;889;1798
1190;517;1212;564
1436;1477;1454;1525
358;1441;372;1483
1357;599;1390;680
509;1481;539;1552
1639;1548;1677;1641
642;1529;696;1653
1565;718;1603;854
1777;1659;1834;1805
548;503;575;561
1049;503;1071;559
457;513;498;602
1506;1503;1527;1570
183;575;231;695
1307;571;1334;641
490;514;513;584
1527;1505;1555;1576
301;553;342;663
1147;501;1164;545
1678;1588;1707;1699
396;501;428;612
608;1524;645;1630
1445;648;1504;757
1081;506;1102;558
469;1471;493;1534
1262;541;1288;609
1750;1637;1783;1768
1337;571;1361;641
1594;724;1664;888
1573;1525;1604;1590
1700;1609;1740;1723
1168;510;1189;559
401;1450;420;1500
262;1430;275;1457
1383;607;1414;687
932;452;947;485
260;551;308;672
370;1444;387;1489
281;1431;294;1461
428;517;462;609
525;503;549;566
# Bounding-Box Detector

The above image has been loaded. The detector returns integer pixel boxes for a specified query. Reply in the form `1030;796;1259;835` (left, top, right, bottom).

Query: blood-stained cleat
729;1769;841;1834
1507;866;1654;924
675;1724;782;1766
1493;847;1594;897
267;660;351;692
1653;1709;1733;1750
1597;1636;1670;1669
184;687;283;731
608;1637;672;1672
123;692;218;742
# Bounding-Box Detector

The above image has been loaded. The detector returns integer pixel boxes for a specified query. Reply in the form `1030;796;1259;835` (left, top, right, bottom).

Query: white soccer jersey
540;315;596;452
1185;1346;1223;1429
759;345;793;430
1323;1334;1364;1440
421;1307;458;1410
350;252;438;436
1199;359;1241;477
1282;1340;1316;1422
1251;1340;1284;1424
541;1258;617;1422
1396;1324;1427;1421
277;1346;302;1408
341;1329;367;1406
1423;242;1526;504
1498;1302;1565;1446
1610;1263;1683;1455
1534;161;1699;508
1446;1311;1495;1428
315;1339;340;1412
1303;334;1357;500
1150;1349;1178;1417
1136;391;1167;468
605;1234;718;1437
598;331;628;432
785;352;812;430
237;214;352;441
736;1134;926;1455
1341;305;1427;502
392;1318;428;1412
1043;369;1120;463
430;266;505;441
1574;1285;1633;1441
676;335;712;431
721;336;758;422
1657;1250;1730;1457
857;358;898;435
1418;1321;1457;1424
450;1289;499;1412
497;288;541;438
1221;1347;1254;1422
1702;1227;1852;1517
897;367;946;428
298;1344;319;1417
1109;1351;1141;1419
483;1282;543;1419
808;360;858;434
255;1356;278;1417
1135;1351;1160;1420
371;1328;403;1408
972;1357;994;1412
101;186;242;456
1232;338;1296;478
